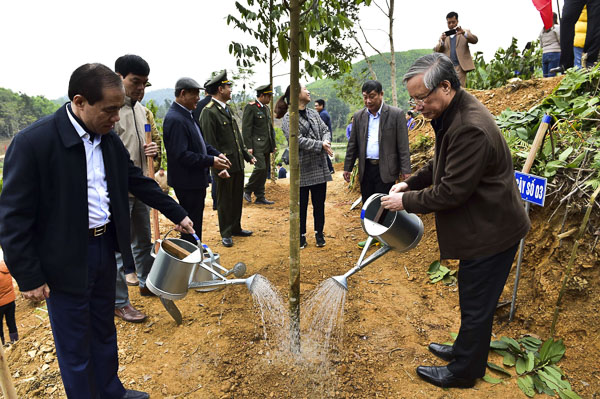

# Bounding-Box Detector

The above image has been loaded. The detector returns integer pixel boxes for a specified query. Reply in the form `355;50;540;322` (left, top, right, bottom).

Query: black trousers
46;225;125;398
447;243;520;379
360;161;394;203
174;187;206;244
300;182;327;235
560;0;600;68
0;301;17;344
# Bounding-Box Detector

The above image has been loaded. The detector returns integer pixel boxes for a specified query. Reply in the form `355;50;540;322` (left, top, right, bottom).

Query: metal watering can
146;230;254;324
332;193;424;290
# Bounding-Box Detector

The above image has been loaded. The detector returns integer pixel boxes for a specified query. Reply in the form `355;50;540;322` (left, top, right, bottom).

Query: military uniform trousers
216;170;245;238
244;151;270;199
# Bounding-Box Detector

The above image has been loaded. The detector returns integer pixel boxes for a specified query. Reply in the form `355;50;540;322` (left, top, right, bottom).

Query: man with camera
434;11;478;87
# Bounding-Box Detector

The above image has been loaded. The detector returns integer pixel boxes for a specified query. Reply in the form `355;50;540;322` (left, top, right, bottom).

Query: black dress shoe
243;192;252;202
428;342;455;361
222;237;234;247
416;366;476;389
122;389;149;398
232;229;253;237
255;197;274;205
549;65;565;75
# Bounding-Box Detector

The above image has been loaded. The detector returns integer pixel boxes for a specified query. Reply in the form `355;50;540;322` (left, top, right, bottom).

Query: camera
444;28;457;36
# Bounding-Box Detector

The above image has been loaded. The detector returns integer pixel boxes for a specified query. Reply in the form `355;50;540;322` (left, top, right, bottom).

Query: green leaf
544;366;571;390
558;147;574;162
566;152;586;168
483;374;503;384
490;340;509;350
516;356;527;375
503;351;516;367
501;336;522;353
517;376;536;397
558;389;583;399
277;32;289;61
525;351;535;372
449;332;458;340
487;362;512;377
539;338;566;364
427;260;441;274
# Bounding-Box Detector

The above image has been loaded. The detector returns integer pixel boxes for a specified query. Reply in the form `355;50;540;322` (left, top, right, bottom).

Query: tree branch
373;0;389;17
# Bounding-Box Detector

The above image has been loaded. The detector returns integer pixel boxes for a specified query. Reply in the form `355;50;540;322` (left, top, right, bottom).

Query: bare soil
5;76;600;398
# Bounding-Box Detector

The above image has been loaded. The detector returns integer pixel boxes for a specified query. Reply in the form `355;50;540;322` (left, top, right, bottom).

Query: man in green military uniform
200;71;256;247
243;84;276;204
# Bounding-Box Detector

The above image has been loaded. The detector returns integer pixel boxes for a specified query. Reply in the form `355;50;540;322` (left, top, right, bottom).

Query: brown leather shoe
115;304;147;323
139;286;156;297
125;273;139;286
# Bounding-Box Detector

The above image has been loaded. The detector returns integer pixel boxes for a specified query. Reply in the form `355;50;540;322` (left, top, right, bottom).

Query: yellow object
574;6;587;48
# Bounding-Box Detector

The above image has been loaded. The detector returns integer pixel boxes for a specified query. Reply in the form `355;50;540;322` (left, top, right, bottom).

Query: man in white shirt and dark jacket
0;63;195;399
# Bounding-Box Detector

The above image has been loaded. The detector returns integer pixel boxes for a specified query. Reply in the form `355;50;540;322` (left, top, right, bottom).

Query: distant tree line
0;88;60;138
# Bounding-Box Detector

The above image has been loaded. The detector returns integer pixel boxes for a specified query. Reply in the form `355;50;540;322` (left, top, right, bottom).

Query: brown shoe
115;304;147;323
139;286;156;297
125;273;139;286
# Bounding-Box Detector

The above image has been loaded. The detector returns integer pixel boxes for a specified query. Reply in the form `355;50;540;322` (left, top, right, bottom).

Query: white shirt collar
66;104;96;142
175;100;193;114
212;98;228;109
368;101;384;117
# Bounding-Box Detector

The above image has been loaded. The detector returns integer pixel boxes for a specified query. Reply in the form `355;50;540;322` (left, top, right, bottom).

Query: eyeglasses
408;87;437;107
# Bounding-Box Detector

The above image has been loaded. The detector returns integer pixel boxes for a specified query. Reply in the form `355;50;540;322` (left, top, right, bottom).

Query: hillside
0;88;59;141
307;49;432;136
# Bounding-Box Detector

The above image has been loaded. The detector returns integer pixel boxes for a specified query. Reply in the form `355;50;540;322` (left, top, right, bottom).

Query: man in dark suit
192;81;218;209
0;63;194;399
200;70;256;248
163;77;230;244
243;83;276;204
381;53;530;389
343;80;411;247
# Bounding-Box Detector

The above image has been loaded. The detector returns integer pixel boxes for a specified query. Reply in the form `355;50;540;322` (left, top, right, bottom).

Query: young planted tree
230;0;371;351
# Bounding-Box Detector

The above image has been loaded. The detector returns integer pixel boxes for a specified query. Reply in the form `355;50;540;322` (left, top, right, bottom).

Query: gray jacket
282;108;333;187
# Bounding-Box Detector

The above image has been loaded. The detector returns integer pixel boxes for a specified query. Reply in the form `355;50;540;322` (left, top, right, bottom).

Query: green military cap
256;83;272;95
205;70;232;90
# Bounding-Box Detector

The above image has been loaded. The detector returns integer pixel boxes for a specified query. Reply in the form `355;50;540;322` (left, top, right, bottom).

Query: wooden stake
0;344;17;398
509;114;552;322
145;126;161;245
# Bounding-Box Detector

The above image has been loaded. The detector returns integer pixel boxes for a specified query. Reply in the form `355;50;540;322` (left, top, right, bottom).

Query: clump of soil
5;75;600;398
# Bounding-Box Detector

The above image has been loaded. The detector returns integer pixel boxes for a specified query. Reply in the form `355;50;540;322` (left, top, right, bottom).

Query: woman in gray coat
276;85;333;248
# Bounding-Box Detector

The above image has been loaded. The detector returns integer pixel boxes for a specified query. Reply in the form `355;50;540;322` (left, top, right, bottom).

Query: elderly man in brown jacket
381;53;530;389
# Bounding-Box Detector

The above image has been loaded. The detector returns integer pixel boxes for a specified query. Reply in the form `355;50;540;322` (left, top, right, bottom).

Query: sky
0;0;564;100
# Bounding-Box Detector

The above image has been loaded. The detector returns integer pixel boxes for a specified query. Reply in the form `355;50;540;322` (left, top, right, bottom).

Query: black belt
367;159;379;165
89;223;109;237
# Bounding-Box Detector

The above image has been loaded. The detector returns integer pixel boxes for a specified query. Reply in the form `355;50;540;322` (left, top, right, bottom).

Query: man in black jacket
163;77;230;244
0;63;194;399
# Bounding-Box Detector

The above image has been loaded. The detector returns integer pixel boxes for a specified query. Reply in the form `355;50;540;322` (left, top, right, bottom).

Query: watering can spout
193;274;257;291
331;275;348;291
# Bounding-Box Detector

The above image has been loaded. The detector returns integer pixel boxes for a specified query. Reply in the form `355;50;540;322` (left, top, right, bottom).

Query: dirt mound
5;76;600;398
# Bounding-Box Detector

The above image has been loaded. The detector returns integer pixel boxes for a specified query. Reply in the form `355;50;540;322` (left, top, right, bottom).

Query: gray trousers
115;196;153;309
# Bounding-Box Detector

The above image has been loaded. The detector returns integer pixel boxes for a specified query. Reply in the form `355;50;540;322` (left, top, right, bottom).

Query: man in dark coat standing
163;77;230;244
200;70;255;248
243;83;276;204
343;79;411;248
381;53;530;389
0;63;194;399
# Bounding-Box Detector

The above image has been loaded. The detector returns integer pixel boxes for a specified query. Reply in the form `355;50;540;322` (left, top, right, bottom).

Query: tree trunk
288;0;301;353
269;0;277;181
388;0;397;107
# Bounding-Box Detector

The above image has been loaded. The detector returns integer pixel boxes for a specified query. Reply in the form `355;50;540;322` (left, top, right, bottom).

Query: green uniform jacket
241;100;275;154
200;100;253;173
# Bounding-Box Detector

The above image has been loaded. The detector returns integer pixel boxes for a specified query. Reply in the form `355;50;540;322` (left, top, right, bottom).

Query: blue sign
515;171;547;206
